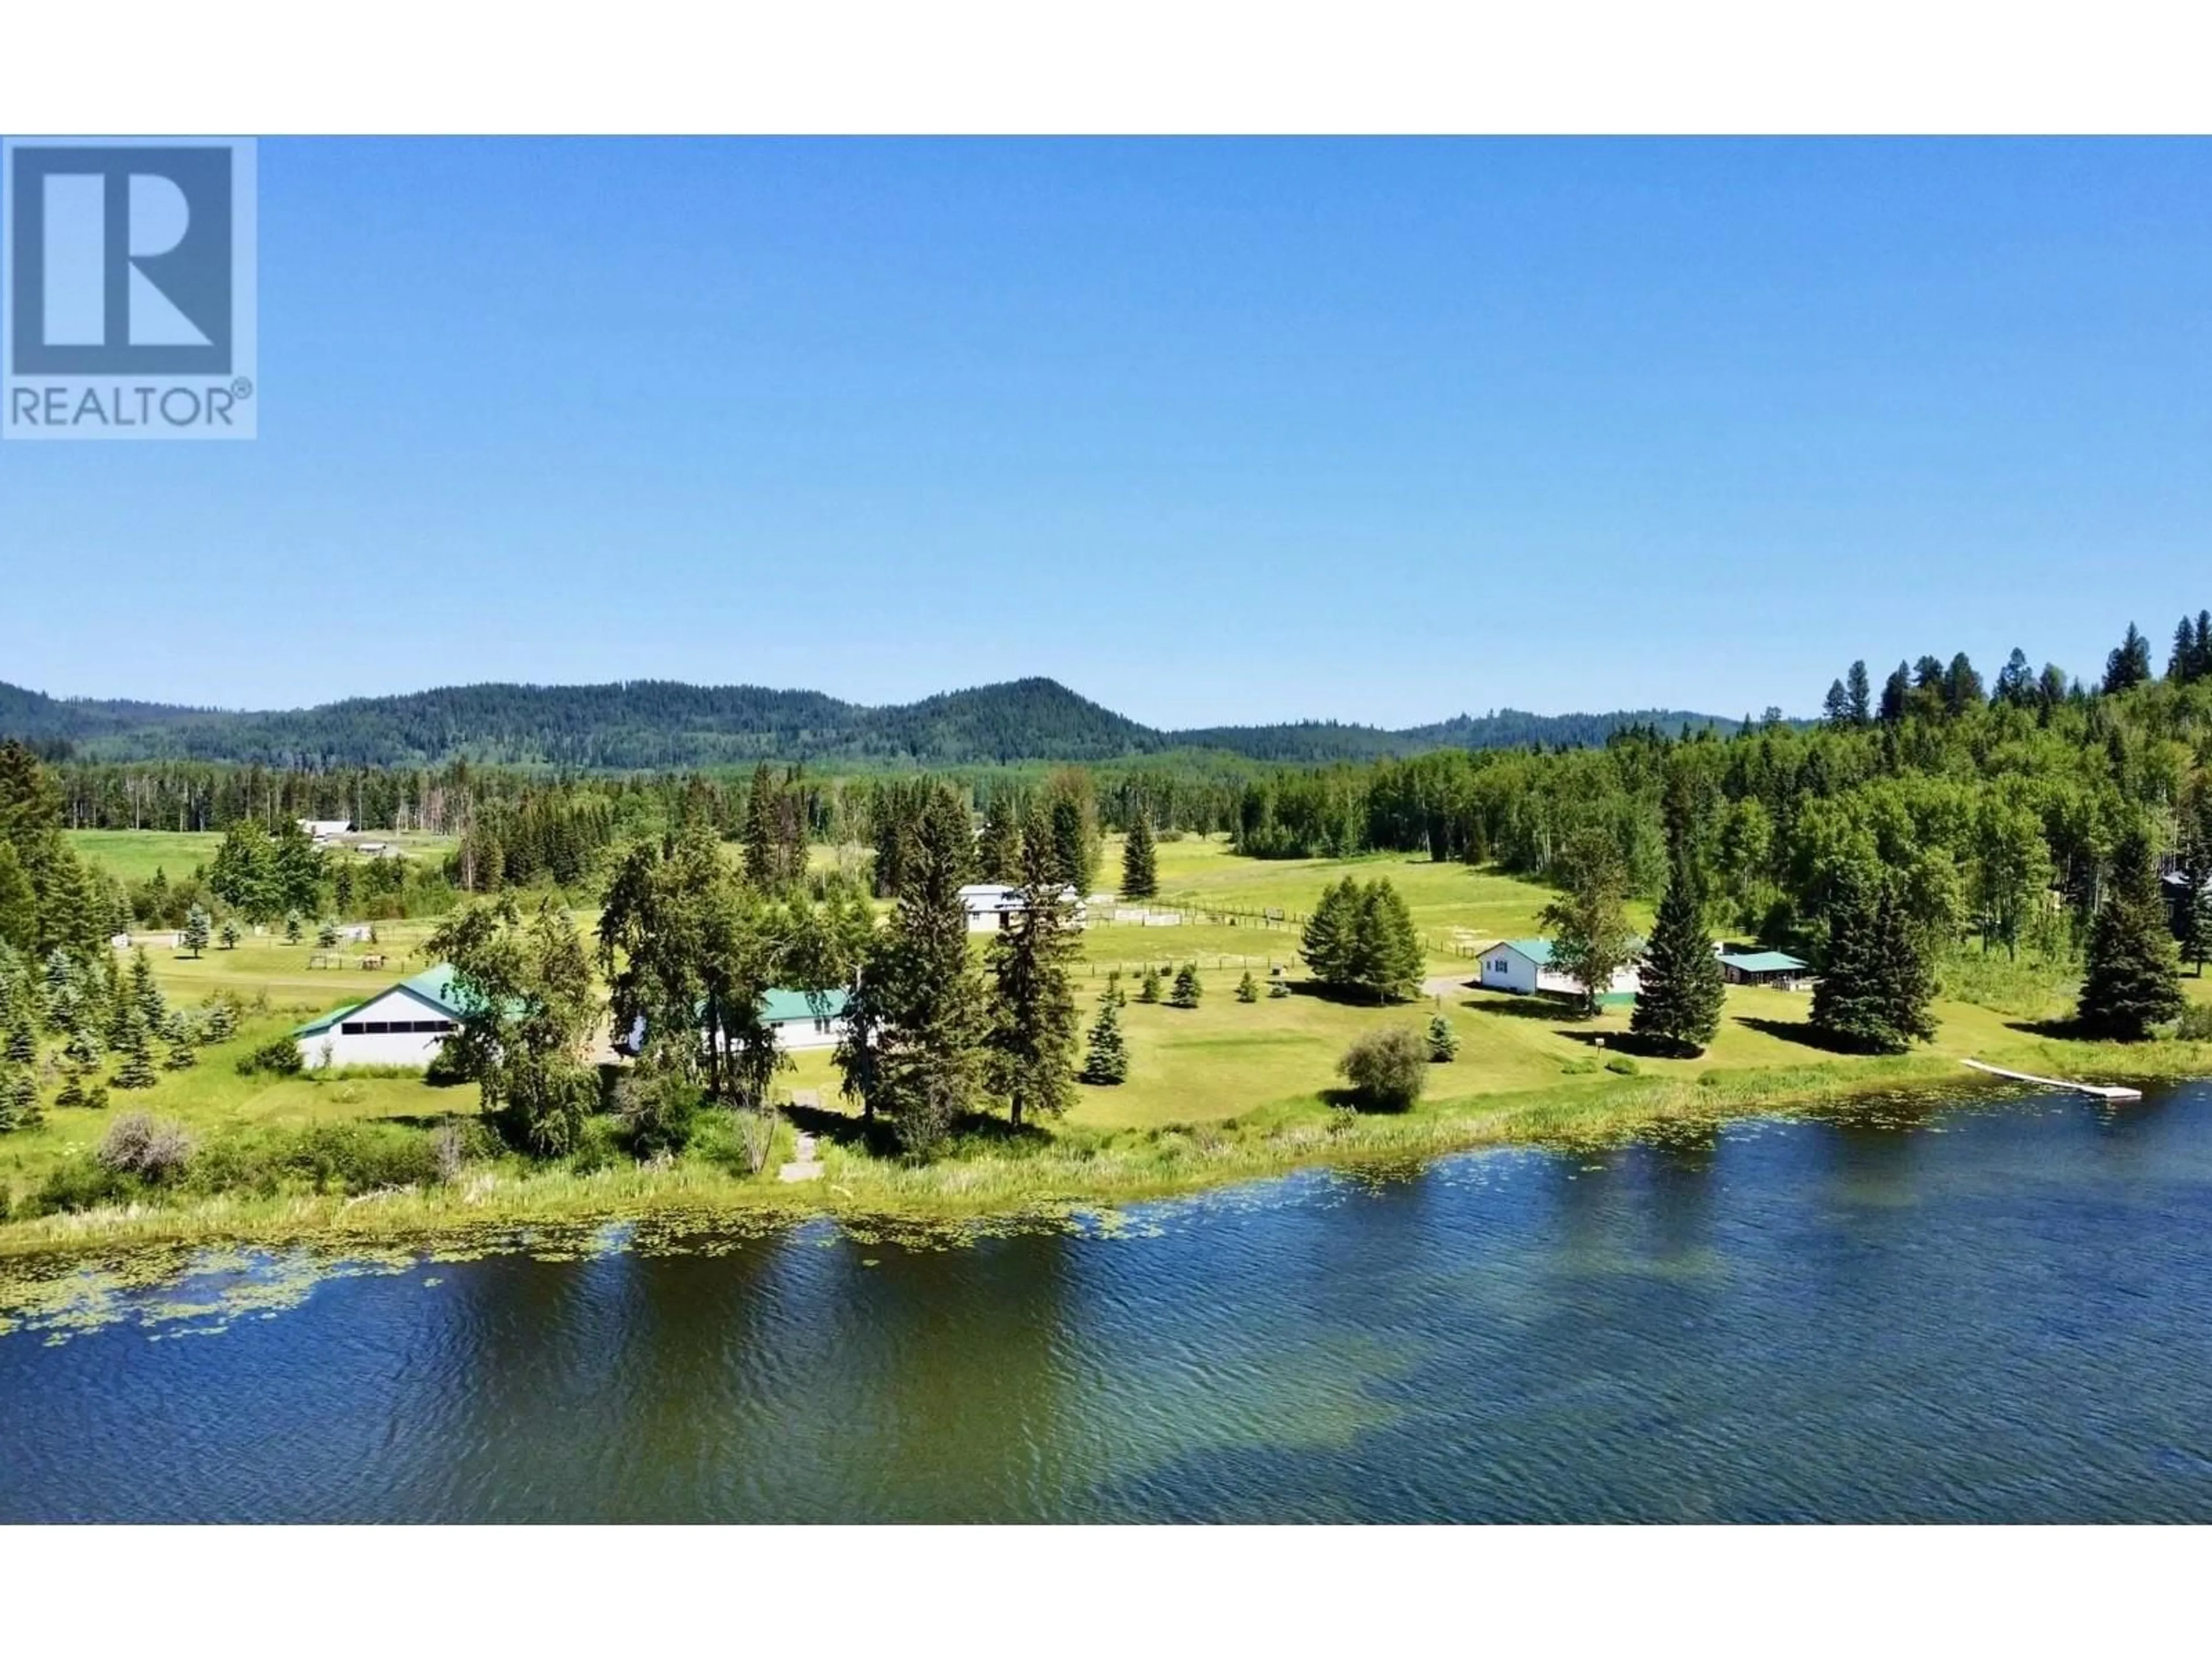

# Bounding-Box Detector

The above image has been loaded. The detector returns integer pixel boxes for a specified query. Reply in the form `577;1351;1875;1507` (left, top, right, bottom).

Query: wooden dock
1962;1059;2142;1102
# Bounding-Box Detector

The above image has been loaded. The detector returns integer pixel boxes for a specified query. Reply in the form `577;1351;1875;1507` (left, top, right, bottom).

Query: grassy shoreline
12;829;2206;1275
4;1035;2203;1268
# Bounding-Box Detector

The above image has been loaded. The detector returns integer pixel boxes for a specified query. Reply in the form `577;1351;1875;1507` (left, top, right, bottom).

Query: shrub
1560;1056;1600;1075
613;1066;702;1157
1236;971;1258;1003
28;1159;136;1215
214;1122;442;1195
96;1111;195;1184
1137;967;1162;1004
237;1035;304;1077
1336;1027;1429;1111
1604;1054;1640;1075
2176;1002;2212;1041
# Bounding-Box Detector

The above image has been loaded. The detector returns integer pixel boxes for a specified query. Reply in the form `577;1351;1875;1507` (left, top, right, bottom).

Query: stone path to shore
778;1089;825;1182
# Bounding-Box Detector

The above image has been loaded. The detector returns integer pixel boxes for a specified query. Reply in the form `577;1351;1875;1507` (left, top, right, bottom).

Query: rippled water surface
7;1081;2212;1521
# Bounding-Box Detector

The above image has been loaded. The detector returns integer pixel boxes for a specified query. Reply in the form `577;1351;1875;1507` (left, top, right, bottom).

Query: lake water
6;1081;2212;1522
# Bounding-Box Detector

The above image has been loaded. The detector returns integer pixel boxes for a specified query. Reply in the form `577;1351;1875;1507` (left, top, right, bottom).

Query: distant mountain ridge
0;674;1730;769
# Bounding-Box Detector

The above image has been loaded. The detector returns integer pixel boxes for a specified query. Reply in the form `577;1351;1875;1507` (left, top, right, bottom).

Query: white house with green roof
293;964;471;1070
613;987;852;1059
1476;937;1642;1002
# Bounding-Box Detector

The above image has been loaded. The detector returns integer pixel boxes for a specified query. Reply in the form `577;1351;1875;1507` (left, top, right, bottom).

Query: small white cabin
294;964;467;1070
959;884;1088;934
298;819;355;844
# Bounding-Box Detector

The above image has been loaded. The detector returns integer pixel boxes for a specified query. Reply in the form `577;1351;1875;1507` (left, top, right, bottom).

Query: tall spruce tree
985;817;1081;1128
1811;868;1934;1054
2077;828;2185;1039
1122;811;1159;900
1300;877;1358;987
1349;880;1423;1003
2104;623;2153;694
0;842;35;956
1846;660;1873;726
840;785;986;1154
743;763;787;892
1631;849;1725;1056
1878;662;1911;725
1873;882;1939;1049
976;793;1024;884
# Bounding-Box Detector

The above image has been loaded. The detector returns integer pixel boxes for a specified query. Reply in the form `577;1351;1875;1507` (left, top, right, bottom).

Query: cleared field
63;830;226;885
65;828;459;888
1097;832;1650;969
134;923;453;1013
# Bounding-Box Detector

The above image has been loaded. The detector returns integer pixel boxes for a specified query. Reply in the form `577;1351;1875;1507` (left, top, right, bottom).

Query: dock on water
1963;1059;2142;1102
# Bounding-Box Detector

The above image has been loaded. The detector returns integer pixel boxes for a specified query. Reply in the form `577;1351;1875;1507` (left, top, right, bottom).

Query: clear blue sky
5;138;2209;728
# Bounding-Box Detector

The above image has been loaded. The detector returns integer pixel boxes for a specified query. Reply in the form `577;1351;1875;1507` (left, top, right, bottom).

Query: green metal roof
762;988;850;1023
1718;950;1809;973
293;963;475;1037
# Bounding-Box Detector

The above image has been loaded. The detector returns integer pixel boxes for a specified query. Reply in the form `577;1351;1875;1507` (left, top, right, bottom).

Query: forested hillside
0;674;1726;769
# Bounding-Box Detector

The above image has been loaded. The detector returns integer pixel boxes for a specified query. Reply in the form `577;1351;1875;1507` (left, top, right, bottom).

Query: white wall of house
1479;947;1541;995
298;988;458;1070
768;1013;847;1051
1539;964;1641;998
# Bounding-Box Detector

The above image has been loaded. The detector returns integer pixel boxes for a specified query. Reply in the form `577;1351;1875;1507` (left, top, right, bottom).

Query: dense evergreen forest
0;673;1724;770
1232;620;2212;983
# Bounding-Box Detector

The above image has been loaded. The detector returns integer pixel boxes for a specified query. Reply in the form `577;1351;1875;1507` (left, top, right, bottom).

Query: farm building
294;964;469;1070
297;819;355;844
958;884;1088;934
614;988;853;1058
1476;937;1642;1003
1716;948;1813;989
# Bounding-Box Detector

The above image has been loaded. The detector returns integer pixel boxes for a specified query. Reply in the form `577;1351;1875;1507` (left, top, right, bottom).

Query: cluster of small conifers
0;944;241;1132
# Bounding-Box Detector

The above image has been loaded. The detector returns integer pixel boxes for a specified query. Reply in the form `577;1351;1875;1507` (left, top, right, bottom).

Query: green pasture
66;827;458;888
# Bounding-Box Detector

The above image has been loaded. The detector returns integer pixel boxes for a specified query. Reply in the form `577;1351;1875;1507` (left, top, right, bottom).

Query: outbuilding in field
958;884;1088;934
294;963;469;1070
1715;948;1813;990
